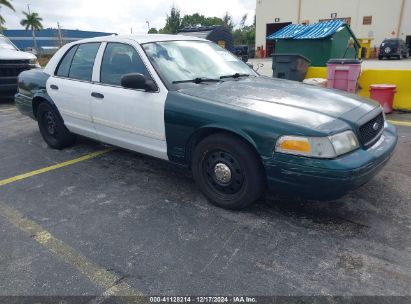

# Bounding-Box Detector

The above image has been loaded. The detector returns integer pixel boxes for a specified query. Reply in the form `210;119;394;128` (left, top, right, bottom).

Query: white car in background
0;34;40;98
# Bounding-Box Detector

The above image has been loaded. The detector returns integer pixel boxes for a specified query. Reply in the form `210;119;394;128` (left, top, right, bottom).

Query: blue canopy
266;24;307;39
267;20;346;40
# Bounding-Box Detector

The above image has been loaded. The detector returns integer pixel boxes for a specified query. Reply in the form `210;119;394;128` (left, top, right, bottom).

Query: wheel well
32;97;47;119
187;128;263;167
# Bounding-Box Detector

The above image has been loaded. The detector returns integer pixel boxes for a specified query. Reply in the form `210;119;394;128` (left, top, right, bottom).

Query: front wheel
192;133;266;210
37;102;75;149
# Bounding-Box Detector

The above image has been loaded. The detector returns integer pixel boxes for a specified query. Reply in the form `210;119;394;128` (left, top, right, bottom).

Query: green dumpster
267;20;360;67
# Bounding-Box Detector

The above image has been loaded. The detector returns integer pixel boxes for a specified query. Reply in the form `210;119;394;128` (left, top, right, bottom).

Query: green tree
148;27;158;34
180;13;224;28
222;12;234;31
0;0;15;31
233;12;255;50
239;13;247;29
20;11;43;50
159;5;181;34
0;15;6;31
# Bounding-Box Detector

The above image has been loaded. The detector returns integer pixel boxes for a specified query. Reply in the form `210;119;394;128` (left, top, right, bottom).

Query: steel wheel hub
203;150;244;195
45;111;57;135
214;162;232;184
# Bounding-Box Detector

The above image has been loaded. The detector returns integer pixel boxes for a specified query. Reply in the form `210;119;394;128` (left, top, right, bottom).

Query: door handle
50;84;58;90
91;92;104;99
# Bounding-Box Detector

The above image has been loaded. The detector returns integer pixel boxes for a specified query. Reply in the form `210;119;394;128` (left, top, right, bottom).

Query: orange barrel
369;84;397;114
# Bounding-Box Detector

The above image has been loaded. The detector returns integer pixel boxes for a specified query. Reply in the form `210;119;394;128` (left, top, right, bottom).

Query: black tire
37;102;75;149
192;133;266;210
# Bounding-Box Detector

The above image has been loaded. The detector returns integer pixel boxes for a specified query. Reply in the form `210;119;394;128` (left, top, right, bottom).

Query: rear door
89;41;168;160
47;42;100;138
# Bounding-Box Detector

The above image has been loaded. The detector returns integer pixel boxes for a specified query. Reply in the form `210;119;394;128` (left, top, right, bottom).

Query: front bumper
0;77;18;97
380;52;400;58
263;123;397;200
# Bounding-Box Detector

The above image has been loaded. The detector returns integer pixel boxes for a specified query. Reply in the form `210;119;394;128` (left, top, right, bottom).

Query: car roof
70;34;207;44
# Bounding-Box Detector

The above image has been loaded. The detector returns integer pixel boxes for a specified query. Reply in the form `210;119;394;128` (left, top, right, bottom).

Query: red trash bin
369;84;396;114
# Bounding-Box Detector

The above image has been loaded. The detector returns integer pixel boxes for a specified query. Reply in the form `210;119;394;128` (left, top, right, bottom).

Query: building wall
255;0;299;49
256;0;411;51
3;29;116;50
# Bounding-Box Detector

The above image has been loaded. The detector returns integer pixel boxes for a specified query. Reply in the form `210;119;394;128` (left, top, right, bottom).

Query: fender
185;124;258;165
32;88;57;118
15;69;56;120
195;123;258;148
165;91;269;166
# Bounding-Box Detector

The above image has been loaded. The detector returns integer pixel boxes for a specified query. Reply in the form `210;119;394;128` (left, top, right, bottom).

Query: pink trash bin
327;59;362;93
370;84;396;114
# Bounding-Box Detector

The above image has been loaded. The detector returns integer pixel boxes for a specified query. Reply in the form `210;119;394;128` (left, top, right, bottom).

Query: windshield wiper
220;73;250;79
172;77;221;84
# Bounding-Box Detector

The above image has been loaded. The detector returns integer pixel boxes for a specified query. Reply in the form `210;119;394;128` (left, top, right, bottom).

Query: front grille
0;59;30;64
359;112;384;147
0;63;31;77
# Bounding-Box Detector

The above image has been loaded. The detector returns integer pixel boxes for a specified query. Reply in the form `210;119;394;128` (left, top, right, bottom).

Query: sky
1;0;255;34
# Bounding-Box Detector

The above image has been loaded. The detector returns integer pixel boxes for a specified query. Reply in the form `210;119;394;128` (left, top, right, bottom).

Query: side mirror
121;73;157;91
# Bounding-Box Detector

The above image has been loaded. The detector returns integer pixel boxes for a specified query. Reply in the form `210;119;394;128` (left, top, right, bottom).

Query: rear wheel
37;102;75;149
192;133;266;210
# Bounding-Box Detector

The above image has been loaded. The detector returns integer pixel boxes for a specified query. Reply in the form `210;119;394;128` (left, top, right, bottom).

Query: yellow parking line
0;201;143;300
0;148;113;187
388;119;411;127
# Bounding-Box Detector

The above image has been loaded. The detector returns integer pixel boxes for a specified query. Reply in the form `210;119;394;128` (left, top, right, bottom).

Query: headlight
29;58;40;67
275;130;359;158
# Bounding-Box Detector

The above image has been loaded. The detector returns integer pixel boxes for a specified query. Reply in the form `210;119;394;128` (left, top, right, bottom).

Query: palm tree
20;11;43;51
0;0;15;32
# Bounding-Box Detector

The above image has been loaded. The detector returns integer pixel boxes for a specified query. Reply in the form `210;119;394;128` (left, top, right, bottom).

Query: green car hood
178;76;379;129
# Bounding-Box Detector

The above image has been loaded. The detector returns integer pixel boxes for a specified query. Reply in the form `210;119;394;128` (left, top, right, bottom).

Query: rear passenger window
56;45;78;77
100;43;151;86
68;43;100;81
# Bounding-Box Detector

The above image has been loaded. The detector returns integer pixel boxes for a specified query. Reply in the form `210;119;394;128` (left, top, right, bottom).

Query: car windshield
142;40;257;84
381;40;399;47
0;36;18;50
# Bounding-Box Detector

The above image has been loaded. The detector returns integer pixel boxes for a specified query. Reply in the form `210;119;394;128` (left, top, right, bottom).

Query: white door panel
46;77;96;138
90;84;168;160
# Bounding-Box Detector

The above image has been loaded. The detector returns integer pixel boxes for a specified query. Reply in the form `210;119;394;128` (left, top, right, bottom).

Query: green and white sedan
15;34;397;209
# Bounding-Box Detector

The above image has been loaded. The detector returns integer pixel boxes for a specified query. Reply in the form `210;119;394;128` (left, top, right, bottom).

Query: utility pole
397;0;406;38
146;21;150;31
27;3;38;52
57;22;63;47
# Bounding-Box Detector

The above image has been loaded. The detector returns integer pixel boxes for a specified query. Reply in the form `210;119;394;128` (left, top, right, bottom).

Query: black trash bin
272;54;311;81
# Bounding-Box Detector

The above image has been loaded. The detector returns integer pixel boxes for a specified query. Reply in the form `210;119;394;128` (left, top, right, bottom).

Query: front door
47;42;101;138
90;42;168;160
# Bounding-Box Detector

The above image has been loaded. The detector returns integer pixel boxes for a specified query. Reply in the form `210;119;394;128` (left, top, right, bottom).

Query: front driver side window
100;43;151;86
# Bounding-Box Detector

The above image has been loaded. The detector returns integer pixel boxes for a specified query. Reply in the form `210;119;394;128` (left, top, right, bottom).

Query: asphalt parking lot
0;100;411;301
